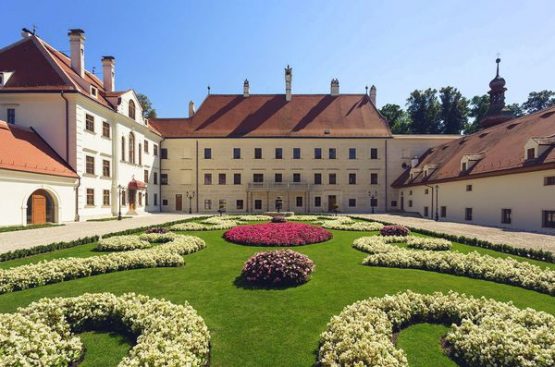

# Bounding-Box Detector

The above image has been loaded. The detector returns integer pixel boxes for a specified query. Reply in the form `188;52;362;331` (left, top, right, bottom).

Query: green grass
0;223;62;233
0;228;553;366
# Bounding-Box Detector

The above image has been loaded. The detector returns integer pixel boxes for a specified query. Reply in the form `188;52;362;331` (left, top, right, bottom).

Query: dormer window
526;148;536;160
524;136;555;161
90;86;98;98
128;100;136;120
0;74;3;87
460;153;485;173
461;162;467;171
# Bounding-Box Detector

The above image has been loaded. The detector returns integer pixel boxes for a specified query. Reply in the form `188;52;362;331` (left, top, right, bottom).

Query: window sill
85;205;96;208
101;135;111;140
84;129;96;135
100;176;111;180
83;173;96;178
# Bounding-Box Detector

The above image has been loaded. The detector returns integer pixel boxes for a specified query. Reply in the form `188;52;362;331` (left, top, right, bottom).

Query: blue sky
2;1;555;116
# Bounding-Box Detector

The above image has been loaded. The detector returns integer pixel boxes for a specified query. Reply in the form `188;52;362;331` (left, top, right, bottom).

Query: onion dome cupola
480;58;514;129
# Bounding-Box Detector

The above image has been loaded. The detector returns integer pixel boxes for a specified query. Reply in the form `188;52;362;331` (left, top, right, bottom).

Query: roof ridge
32;37;79;91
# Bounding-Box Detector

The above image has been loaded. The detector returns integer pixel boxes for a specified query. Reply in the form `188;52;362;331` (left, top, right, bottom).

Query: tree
406;89;441;134
464;94;489;134
507;103;524;117
380;104;411;134
439;86;468;134
137;93;157;119
521;90;555;114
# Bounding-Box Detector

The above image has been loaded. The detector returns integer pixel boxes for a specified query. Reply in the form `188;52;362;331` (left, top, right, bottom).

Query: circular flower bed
380;224;410;236
224;222;332;246
241;250;315;286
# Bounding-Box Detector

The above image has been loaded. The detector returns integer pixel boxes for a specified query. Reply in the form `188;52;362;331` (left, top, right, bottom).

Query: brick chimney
101;56;115;92
285;65;292;101
189;101;196;117
243;79;250;97
369;85;377;105
68;29;85;78
330;78;339;96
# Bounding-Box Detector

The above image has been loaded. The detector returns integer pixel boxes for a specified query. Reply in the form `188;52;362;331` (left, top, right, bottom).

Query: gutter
60;91;70;162
159;137;164;213
424;184;435;221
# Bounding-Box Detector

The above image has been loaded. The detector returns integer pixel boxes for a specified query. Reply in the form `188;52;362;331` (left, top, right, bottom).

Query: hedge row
352;216;554;263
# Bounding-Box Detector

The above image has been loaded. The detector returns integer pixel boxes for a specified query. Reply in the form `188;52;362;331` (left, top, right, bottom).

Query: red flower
242;250;315;286
224;222;332;246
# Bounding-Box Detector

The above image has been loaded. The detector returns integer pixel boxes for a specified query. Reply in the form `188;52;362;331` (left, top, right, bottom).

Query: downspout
60;91;79;221
435;184;439;221
195;140;199;213
159;138;164;213
384;139;388;212
425;184;434;220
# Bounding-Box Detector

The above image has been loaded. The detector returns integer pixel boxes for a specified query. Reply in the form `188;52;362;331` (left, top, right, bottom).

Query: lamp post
369;190;377;214
117;184;123;220
186;191;195;214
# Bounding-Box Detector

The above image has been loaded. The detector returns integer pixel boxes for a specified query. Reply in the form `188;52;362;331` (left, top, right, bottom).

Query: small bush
145;226;168;234
271;216;287;223
241;250;315;286
380;225;410;237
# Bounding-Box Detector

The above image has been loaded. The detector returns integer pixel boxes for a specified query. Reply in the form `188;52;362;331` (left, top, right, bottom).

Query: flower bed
241;250;315;286
97;235;152;251
288;215;320;221
318;290;555;367
406;237;451;251
271;215;287;223
138;231;177;243
224;222;332;246
5;292;210;366
171;220;237;231
380;224;410;236
145;226;168;234
233;215;273;222
320;220;384;232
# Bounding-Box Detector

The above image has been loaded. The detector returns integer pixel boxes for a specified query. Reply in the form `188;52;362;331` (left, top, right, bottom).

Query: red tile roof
0;121;77;178
149;94;391;138
392;107;555;187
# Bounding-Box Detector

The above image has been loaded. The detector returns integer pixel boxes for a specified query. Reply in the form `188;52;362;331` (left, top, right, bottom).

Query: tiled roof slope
0;121;77;178
392;107;555;187
149;94;392;138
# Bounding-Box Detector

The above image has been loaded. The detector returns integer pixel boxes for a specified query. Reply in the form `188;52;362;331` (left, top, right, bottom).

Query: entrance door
327;195;337;212
176;194;183;211
31;192;47;224
129;190;136;211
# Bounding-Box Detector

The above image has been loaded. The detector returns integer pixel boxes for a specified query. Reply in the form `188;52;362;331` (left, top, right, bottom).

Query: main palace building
0;29;554;232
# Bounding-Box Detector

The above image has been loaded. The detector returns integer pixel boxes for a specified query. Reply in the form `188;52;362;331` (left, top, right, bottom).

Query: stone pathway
356;214;555;253
0;213;201;254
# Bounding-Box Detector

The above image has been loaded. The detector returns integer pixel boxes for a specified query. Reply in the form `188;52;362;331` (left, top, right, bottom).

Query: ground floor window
440;206;447;218
408;200;413;207
424;206;429;217
236;200;244;210
391;200;397;207
465;208;473;221
204;199;212;210
103;189;110;206
254;199;262;210
370;198;378;208
296;196;303;207
145;193;149;206
348;198;356;207
542;210;555;228
501;209;512;224
86;189;95;206
154;194;158;206
162;199;168;206
314;196;321;207
138;193;143;206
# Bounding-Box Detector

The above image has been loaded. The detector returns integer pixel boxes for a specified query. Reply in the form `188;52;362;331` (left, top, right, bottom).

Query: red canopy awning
128;179;146;190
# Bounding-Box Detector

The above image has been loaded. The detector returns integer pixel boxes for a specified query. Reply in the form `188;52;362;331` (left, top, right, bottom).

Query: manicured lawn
0;226;553;366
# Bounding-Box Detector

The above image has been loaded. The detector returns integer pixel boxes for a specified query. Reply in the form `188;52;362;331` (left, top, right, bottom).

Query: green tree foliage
406;89;441;134
507;103;524;117
137;93;157;119
465;95;489;134
439;87;468;134
380;104;411;134
521;90;555;114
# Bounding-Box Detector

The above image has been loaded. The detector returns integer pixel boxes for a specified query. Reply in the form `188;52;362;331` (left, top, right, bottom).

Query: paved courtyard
356;214;555;253
0;213;200;254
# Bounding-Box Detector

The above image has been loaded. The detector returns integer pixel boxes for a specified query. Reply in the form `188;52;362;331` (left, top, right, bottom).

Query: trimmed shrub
241;250;315;286
224;222;332;246
380;225;410;237
271;215;287;223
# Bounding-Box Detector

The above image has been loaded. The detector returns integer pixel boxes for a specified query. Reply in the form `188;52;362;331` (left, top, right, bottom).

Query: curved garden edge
223;222;332;247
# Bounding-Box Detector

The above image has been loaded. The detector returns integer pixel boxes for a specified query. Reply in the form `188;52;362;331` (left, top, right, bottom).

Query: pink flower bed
242;250;315;286
380;224;410;236
224;222;332;246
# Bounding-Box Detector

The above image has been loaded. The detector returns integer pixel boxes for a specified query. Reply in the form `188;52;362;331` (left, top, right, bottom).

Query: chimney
243;79;250;97
188;101;196;117
284;65;292;101
330;78;339;96
369;85;377;105
68;29;85;78
101;56;115;92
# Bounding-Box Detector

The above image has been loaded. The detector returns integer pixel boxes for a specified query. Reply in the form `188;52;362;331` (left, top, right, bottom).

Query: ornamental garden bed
223;222;332;246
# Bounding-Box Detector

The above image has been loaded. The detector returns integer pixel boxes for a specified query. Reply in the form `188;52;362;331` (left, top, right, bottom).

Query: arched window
121;136;126;161
129;132;136;164
128;100;136;120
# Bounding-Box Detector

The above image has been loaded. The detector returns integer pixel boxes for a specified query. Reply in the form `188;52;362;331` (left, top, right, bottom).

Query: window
204;148;212;159
274;148;282;159
128;100;136;120
233;148;241;159
90;86;98;97
501;209;512;224
314;173;322;185
128;133;136;164
542;210;555;228
544;176;555;186
293;173;301;183
86;188;95;206
85;114;95;132
370;197;378;208
329;173;337;185
161;148;168;159
154;145;158;156
425;188;429;195
138;144;142;165
424;206;429;217
527;148;535;160
409;190;413;195
370;148;378;159
329;148;336;159
348;198;356;207
204;173;212;185
466;184;473;192
236;200;244;210
408;200;413;207
348;173;357;185
154;194;158;206
391;201;397;207
218;173;226;185
275;173;282;183
102;122;110;138
144;169;149;183
255;148;262;159
254;200;262;210
349;148;356;160
462;162;467;171
160;173;168;185
370;173;378;185
234;173;241;185
314;148;322;159
204;199;212;210
162;199;168;206
144;140;149;153
103;189;110;206
314;196;321;207
122;190;126;205
153;172;158;185
85;156;95;175
121;137;126;161
253;173;264;183
7;108;15;124
296;196;303;207
465;208;473;221
441;206;447;218
102;160;110;177
293;148;301;159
